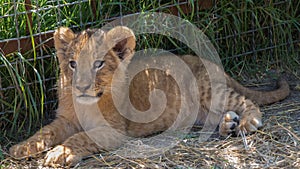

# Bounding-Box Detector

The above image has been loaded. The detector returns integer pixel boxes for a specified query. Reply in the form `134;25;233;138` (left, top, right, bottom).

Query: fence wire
0;0;299;132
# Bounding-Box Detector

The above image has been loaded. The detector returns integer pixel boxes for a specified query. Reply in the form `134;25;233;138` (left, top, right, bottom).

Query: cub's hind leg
218;88;263;136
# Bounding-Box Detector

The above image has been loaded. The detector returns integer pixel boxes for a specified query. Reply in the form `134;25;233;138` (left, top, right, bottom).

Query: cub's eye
93;60;105;69
69;60;77;70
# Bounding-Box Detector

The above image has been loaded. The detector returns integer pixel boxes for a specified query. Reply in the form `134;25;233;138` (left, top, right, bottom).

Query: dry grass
1;83;299;169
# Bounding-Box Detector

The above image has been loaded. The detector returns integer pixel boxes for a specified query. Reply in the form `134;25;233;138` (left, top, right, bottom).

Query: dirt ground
1;73;299;169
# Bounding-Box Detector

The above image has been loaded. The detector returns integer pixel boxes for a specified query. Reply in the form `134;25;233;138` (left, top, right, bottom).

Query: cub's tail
226;76;290;105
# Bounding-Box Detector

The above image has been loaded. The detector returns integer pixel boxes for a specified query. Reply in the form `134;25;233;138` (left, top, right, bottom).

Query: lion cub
10;26;290;166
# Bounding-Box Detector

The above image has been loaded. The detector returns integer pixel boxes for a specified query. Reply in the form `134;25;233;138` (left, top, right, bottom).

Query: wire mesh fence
0;0;299;141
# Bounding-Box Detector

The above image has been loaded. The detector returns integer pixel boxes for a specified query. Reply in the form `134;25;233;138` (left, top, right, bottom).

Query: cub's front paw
44;145;80;167
9;140;45;158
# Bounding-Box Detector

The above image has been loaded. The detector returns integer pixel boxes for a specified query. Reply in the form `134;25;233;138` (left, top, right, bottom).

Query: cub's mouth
75;92;103;104
77;91;103;98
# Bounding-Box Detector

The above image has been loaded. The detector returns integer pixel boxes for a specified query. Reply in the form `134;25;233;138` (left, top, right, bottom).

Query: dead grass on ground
1;90;299;169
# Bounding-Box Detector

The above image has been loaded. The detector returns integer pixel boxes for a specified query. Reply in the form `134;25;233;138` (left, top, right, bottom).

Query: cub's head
54;26;136;104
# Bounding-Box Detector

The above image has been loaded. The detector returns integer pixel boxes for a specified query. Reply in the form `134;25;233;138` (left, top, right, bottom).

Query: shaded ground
1;74;299;169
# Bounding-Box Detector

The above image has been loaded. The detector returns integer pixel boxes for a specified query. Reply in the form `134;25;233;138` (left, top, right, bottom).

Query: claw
230;123;236;130
233;117;239;123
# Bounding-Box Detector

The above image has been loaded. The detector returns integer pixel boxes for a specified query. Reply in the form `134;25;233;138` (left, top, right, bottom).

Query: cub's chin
75;95;100;105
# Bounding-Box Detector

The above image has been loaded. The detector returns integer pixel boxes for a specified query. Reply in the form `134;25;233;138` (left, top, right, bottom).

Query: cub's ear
54;27;75;58
106;26;136;60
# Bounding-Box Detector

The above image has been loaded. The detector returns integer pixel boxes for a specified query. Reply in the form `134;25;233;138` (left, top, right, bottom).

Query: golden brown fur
9;26;290;167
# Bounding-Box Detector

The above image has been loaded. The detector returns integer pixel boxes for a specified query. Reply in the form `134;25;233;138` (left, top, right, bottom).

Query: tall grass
0;52;58;143
0;0;299;146
210;1;300;79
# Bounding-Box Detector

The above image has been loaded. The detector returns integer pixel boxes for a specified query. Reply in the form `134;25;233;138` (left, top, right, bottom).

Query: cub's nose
76;84;91;93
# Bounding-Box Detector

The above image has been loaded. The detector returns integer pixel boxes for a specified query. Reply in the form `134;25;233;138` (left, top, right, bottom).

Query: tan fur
10;26;290;167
